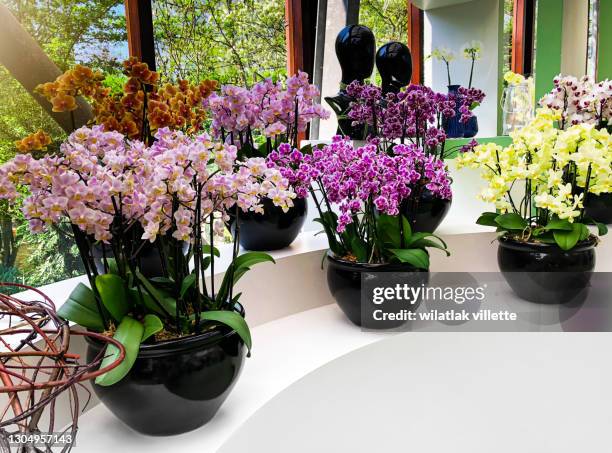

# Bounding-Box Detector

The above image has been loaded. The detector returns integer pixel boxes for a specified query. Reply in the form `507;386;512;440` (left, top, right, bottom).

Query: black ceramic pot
326;252;428;328
497;235;597;304
91;240;165;278
442;85;464;138
91;231;189;279
463;115;478;138
234;197;307;251
86;319;245;436
584;192;612;224
401;191;452;233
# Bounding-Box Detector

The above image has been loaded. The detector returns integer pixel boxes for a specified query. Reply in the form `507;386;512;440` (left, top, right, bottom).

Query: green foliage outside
503;0;514;75
359;0;408;85
0;0;127;291
152;0;287;85
360;0;408;46
0;0;410;291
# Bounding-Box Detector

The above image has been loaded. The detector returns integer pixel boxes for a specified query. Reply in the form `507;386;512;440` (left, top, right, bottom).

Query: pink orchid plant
203;71;330;196
0;125;294;385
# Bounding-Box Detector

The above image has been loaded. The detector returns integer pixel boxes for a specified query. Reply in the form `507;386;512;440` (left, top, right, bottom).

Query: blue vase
443;84;464;138
463;115;478;137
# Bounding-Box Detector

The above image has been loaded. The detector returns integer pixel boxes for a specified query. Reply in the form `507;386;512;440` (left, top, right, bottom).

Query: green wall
534;0;564;100
597;0;612;80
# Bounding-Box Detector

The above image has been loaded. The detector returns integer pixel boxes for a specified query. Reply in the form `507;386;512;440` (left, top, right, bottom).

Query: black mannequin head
335;24;376;86
376;42;413;94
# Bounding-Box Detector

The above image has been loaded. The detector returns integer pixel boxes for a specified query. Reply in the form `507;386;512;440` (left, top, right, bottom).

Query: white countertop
220;331;612;453
72;269;612;452
72;304;394;452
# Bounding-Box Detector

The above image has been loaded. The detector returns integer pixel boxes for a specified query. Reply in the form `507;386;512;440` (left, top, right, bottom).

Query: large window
0;1;128;292
586;0;599;77
152;0;287;85
359;0;408;85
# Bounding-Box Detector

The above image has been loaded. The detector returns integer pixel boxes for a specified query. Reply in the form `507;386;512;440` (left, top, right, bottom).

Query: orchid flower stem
468;57;475;89
210;214;215;305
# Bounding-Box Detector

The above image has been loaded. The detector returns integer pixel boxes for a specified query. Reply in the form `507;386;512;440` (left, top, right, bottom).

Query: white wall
318;0;348;139
424;0;502;137
560;0;589;77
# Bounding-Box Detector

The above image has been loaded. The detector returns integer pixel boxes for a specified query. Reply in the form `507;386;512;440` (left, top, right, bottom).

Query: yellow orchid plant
457;108;611;250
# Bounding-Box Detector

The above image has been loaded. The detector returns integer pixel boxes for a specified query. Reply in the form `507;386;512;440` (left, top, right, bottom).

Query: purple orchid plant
264;82;488;267
203;71;330;191
345;82;482;156
267;137;450;268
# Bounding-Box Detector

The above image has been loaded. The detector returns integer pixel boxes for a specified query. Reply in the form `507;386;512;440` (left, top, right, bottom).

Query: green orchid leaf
141;314;163;342
401;216;412;241
410;238;451;256
534;232;557;244
217;267;249;305
198;310;252;354
149;277;174;284
389;248;430;270
201;245;220;257
201;256;212;270
95;274;130;323
180;273;197;298
216;252;274;305
583;216;608;236
553;223;582;251
95;316;144;387
314;211;343;255
58;283;106;332
495;213;528;230
476;212;499;227
105;258;119;275
407;232;448;249
377;214;401;248
578;223;591;241
232;252;275;273
340;221;360;246
300;143;313;154
543;218;573;231
350;237;368;262
128;287;167;317
597;222;608;236
135;268;170;309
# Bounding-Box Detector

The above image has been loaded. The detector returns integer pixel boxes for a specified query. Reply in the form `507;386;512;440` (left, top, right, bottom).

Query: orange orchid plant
22;57;217;148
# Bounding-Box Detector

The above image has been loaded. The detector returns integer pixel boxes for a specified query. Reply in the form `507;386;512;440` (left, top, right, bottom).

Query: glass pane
587;0;599;77
151;0;287;85
503;0;513;75
359;0;408;85
0;1;128;292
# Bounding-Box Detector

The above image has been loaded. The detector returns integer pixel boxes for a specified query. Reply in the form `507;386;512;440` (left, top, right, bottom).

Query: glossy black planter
234;197;307;251
401;191;452;233
92;241;165;278
584;192;612;224
463;115;478;138
497;235;597;304
86;322;245;436
91;233;189;279
326;252;428;328
442;85;464;138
